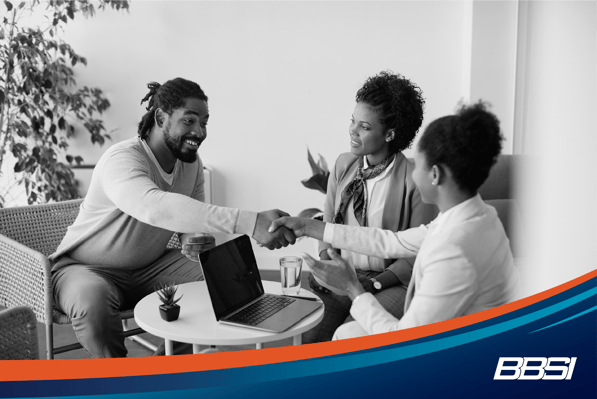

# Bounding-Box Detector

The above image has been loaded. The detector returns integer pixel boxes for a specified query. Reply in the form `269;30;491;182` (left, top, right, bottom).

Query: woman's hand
269;217;325;241
302;250;365;300
357;275;376;294
308;272;331;295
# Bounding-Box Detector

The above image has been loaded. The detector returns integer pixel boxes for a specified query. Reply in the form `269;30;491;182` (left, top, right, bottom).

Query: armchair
0;199;161;359
479;154;527;259
0;306;39;360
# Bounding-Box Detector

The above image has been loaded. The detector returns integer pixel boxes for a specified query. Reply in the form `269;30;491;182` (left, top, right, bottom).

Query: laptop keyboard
226;294;296;326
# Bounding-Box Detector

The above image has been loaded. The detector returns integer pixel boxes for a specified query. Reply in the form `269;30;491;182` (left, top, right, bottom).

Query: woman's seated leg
303;273;352;344
333;321;368;340
344;278;407;324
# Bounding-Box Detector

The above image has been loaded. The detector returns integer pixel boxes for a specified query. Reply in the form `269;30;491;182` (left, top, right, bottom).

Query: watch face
373;280;382;290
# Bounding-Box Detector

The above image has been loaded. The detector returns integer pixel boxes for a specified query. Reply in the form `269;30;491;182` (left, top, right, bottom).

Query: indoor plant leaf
301;173;329;194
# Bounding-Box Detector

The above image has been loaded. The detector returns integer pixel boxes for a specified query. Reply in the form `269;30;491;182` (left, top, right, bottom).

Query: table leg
293;334;302;346
165;339;173;356
256;343;263;349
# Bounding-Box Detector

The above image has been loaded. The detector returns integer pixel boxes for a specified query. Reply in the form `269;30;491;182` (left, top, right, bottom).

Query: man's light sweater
50;137;257;269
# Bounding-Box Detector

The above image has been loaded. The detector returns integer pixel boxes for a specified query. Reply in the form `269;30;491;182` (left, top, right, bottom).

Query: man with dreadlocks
50;77;295;358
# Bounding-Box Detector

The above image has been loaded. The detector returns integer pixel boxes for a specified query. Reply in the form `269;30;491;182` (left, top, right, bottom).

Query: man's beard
163;122;198;163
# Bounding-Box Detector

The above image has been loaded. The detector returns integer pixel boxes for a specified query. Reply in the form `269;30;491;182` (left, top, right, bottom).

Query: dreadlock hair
137;77;208;140
356;71;425;154
418;101;503;194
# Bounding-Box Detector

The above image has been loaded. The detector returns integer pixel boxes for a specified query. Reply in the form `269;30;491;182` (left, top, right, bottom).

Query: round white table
134;281;324;355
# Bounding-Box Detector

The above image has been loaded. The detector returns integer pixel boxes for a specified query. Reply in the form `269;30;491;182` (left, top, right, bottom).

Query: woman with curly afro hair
303;71;439;343
271;101;519;340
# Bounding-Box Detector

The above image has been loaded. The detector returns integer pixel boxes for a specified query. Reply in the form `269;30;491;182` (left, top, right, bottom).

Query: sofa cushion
478;154;525;200
485;199;526;258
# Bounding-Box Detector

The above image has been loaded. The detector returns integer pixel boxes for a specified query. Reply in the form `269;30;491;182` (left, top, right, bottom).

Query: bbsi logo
494;357;577;380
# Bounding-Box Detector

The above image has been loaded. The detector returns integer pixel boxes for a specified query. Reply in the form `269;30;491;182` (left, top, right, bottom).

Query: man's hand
181;233;216;262
268;216;325;241
302;249;365;300
253;210;297;250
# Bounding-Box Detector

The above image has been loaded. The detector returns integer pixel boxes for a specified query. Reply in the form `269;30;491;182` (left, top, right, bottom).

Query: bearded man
50;77;294;358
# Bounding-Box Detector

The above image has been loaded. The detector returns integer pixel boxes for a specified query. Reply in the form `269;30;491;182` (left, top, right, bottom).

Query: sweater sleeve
100;148;257;236
191;157;206;203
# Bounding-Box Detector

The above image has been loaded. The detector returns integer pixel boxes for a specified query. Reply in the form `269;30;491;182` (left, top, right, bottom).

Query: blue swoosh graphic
290;287;597;376
529;305;597;333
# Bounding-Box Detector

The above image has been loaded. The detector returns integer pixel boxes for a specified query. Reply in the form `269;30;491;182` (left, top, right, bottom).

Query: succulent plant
155;282;183;308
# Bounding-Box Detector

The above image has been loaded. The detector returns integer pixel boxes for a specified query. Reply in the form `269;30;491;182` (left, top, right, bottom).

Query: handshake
184;210;356;298
252;209;323;250
182;211;322;260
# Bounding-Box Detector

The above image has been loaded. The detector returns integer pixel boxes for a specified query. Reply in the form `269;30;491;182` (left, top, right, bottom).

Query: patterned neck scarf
333;154;394;226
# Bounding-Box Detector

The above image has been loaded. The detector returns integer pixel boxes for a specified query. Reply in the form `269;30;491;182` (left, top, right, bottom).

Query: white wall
62;1;467;268
28;1;596;290
515;0;596;297
468;0;518;153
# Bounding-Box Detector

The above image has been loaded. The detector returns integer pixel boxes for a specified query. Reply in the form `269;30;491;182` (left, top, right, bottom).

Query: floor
30;271;311;359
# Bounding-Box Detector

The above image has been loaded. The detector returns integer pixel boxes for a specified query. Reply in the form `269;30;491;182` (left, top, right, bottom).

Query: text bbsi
493;357;577;380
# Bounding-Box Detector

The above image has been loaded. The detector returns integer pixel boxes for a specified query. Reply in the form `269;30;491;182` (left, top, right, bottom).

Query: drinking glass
185;232;212;262
279;256;303;295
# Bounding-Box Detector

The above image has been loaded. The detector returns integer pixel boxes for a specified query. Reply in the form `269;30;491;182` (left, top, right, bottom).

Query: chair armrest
0;233;54;325
0;305;39;360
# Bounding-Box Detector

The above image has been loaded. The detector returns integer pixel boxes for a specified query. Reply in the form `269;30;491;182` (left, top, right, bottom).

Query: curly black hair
356;71;425;154
137;77;208;140
418;101;503;193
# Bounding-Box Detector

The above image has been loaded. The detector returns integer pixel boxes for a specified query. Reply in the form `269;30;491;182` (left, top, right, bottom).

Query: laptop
199;235;322;333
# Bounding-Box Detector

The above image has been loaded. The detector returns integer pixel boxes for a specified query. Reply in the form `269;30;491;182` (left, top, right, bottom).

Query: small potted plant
155;282;183;322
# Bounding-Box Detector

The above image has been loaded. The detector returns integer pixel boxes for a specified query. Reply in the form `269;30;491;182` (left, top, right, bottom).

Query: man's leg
130;249;204;301
52;264;128;358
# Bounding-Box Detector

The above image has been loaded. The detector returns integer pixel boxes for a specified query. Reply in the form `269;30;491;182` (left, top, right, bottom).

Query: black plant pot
159;304;180;322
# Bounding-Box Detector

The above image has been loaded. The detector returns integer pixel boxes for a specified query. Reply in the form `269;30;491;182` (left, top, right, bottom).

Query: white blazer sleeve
328;222;428;259
397;241;478;330
350;240;479;335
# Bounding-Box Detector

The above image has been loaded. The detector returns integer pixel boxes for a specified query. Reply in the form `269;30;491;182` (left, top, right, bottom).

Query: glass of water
185;233;213;262
279;256;303;295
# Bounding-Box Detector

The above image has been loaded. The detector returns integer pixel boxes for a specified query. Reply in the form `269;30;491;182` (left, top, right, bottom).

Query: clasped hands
252;209;297;250
181;210;298;261
181;214;368;300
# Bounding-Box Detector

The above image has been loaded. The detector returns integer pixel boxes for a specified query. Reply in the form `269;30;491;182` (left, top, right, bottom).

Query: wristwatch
370;278;382;292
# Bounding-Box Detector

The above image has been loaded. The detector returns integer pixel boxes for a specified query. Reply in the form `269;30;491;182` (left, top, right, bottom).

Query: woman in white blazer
269;101;519;339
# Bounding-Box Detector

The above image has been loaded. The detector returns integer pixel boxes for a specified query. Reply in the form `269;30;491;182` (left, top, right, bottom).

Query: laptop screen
199;235;265;320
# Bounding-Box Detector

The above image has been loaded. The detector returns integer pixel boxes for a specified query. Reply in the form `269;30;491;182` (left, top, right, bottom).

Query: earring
431;181;436;185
